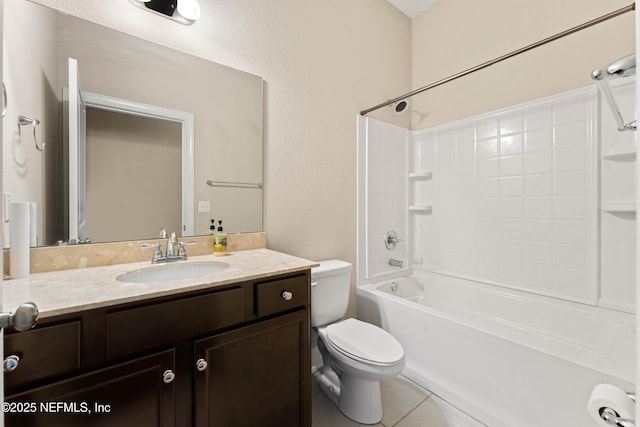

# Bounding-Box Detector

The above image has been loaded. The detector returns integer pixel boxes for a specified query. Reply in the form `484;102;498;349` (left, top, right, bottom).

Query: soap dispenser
213;220;227;257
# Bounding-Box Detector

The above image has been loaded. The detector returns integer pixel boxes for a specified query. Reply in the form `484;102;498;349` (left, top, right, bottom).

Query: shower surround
356;80;636;426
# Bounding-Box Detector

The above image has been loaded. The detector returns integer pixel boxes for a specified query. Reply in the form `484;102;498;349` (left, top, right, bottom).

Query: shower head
592;54;636;80
592;53;637;132
391;99;409;114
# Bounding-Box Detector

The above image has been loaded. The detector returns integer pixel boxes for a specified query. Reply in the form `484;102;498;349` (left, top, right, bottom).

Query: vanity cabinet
5;350;176;427
3;270;311;427
194;310;307;427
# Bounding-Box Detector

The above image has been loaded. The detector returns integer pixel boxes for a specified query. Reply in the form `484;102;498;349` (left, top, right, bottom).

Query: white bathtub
357;271;635;427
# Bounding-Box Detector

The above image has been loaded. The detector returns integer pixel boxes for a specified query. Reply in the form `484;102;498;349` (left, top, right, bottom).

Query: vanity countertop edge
2;248;318;319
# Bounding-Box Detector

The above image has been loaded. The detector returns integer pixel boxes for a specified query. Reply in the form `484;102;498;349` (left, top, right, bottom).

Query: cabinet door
194;310;310;427
5;349;176;427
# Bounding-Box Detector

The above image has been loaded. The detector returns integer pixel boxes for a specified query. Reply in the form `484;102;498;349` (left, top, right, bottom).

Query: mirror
3;0;264;247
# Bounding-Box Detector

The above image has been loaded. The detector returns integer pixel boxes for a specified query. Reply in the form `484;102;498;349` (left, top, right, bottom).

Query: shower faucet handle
385;230;403;250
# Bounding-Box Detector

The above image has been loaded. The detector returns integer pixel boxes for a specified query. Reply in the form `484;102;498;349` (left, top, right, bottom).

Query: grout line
390;394;432;427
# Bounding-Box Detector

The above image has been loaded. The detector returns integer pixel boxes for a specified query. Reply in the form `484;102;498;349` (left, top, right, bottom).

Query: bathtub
357;270;635;427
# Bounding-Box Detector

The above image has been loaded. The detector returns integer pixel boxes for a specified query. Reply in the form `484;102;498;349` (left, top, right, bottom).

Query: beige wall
3;0;59;247
85;109;182;243
411;0;635;129
34;0;412;316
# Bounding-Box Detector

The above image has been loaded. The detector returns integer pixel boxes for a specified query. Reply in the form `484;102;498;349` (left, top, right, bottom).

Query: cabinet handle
281;291;293;301
162;369;175;384
196;358;208;372
3;355;20;373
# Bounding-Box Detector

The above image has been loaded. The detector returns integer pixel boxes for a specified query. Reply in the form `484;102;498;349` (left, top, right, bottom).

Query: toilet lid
326;318;404;365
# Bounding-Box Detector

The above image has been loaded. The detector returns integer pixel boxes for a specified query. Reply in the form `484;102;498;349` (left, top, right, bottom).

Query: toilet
311;260;405;424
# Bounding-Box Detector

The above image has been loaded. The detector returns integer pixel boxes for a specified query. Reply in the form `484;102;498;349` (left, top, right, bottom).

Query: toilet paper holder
597;392;635;427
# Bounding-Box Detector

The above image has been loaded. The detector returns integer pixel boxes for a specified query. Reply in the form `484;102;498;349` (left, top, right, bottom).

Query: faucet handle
178;241;197;259
385;231;404;250
159;228;167;239
141;243;163;263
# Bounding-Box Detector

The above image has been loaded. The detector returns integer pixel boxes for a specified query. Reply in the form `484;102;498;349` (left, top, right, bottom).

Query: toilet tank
311;259;352;327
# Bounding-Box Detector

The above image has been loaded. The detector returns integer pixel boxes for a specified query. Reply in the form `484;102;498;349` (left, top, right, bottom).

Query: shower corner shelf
602;202;636;214
602;146;636;161
409;171;433;180
409;205;433;214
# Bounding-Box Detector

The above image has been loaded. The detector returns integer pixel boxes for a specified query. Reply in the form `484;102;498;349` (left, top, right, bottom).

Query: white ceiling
387;0;440;18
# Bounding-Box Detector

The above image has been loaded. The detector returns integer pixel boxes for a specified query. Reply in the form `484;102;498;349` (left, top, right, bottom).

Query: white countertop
2;249;318;319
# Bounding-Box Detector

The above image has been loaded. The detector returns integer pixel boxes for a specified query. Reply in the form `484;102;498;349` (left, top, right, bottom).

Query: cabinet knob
196;358;208;372
3;355;20;373
162;369;175;384
281;291;293;301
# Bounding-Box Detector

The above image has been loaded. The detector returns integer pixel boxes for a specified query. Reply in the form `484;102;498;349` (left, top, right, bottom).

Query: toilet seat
325;318;404;366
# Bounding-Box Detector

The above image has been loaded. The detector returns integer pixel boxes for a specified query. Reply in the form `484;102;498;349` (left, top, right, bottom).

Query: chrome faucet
166;231;178;257
141;229;197;263
388;258;404;268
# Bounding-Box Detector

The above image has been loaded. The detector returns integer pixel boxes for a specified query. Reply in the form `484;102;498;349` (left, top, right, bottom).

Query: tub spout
389;258;404;268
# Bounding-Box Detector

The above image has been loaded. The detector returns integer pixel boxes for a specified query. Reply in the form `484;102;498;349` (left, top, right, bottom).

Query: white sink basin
116;262;228;283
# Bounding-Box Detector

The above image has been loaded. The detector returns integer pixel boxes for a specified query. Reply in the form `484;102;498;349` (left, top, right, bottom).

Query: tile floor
311;374;488;427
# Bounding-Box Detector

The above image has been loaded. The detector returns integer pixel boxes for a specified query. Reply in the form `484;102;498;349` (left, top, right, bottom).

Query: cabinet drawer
5;321;81;389
255;274;309;317
107;287;244;360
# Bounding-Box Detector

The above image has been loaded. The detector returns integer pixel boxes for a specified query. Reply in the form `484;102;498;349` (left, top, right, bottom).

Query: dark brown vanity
2;255;312;427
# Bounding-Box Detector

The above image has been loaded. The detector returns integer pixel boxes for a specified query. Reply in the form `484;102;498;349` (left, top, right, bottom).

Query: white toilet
311;260;405;424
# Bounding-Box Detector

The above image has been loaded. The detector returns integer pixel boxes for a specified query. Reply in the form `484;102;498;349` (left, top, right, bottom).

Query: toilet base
314;326;403;425
338;373;383;424
313;365;340;406
314;367;383;425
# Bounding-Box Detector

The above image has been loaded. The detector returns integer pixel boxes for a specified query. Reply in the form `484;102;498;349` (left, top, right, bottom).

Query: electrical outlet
198;201;210;213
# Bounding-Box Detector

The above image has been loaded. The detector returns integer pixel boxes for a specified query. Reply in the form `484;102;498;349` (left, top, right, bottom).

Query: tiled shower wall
599;79;636;313
411;83;636;312
360;82;635;312
360;118;408;280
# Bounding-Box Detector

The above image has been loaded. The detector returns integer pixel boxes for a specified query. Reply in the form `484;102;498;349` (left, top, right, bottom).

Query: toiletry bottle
208;219;216;254
213;220;227;257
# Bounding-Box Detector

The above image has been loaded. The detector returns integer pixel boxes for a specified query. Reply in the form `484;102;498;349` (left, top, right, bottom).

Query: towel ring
17;115;45;151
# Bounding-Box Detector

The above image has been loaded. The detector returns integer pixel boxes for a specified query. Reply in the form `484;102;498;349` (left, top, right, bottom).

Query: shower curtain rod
360;3;636;116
